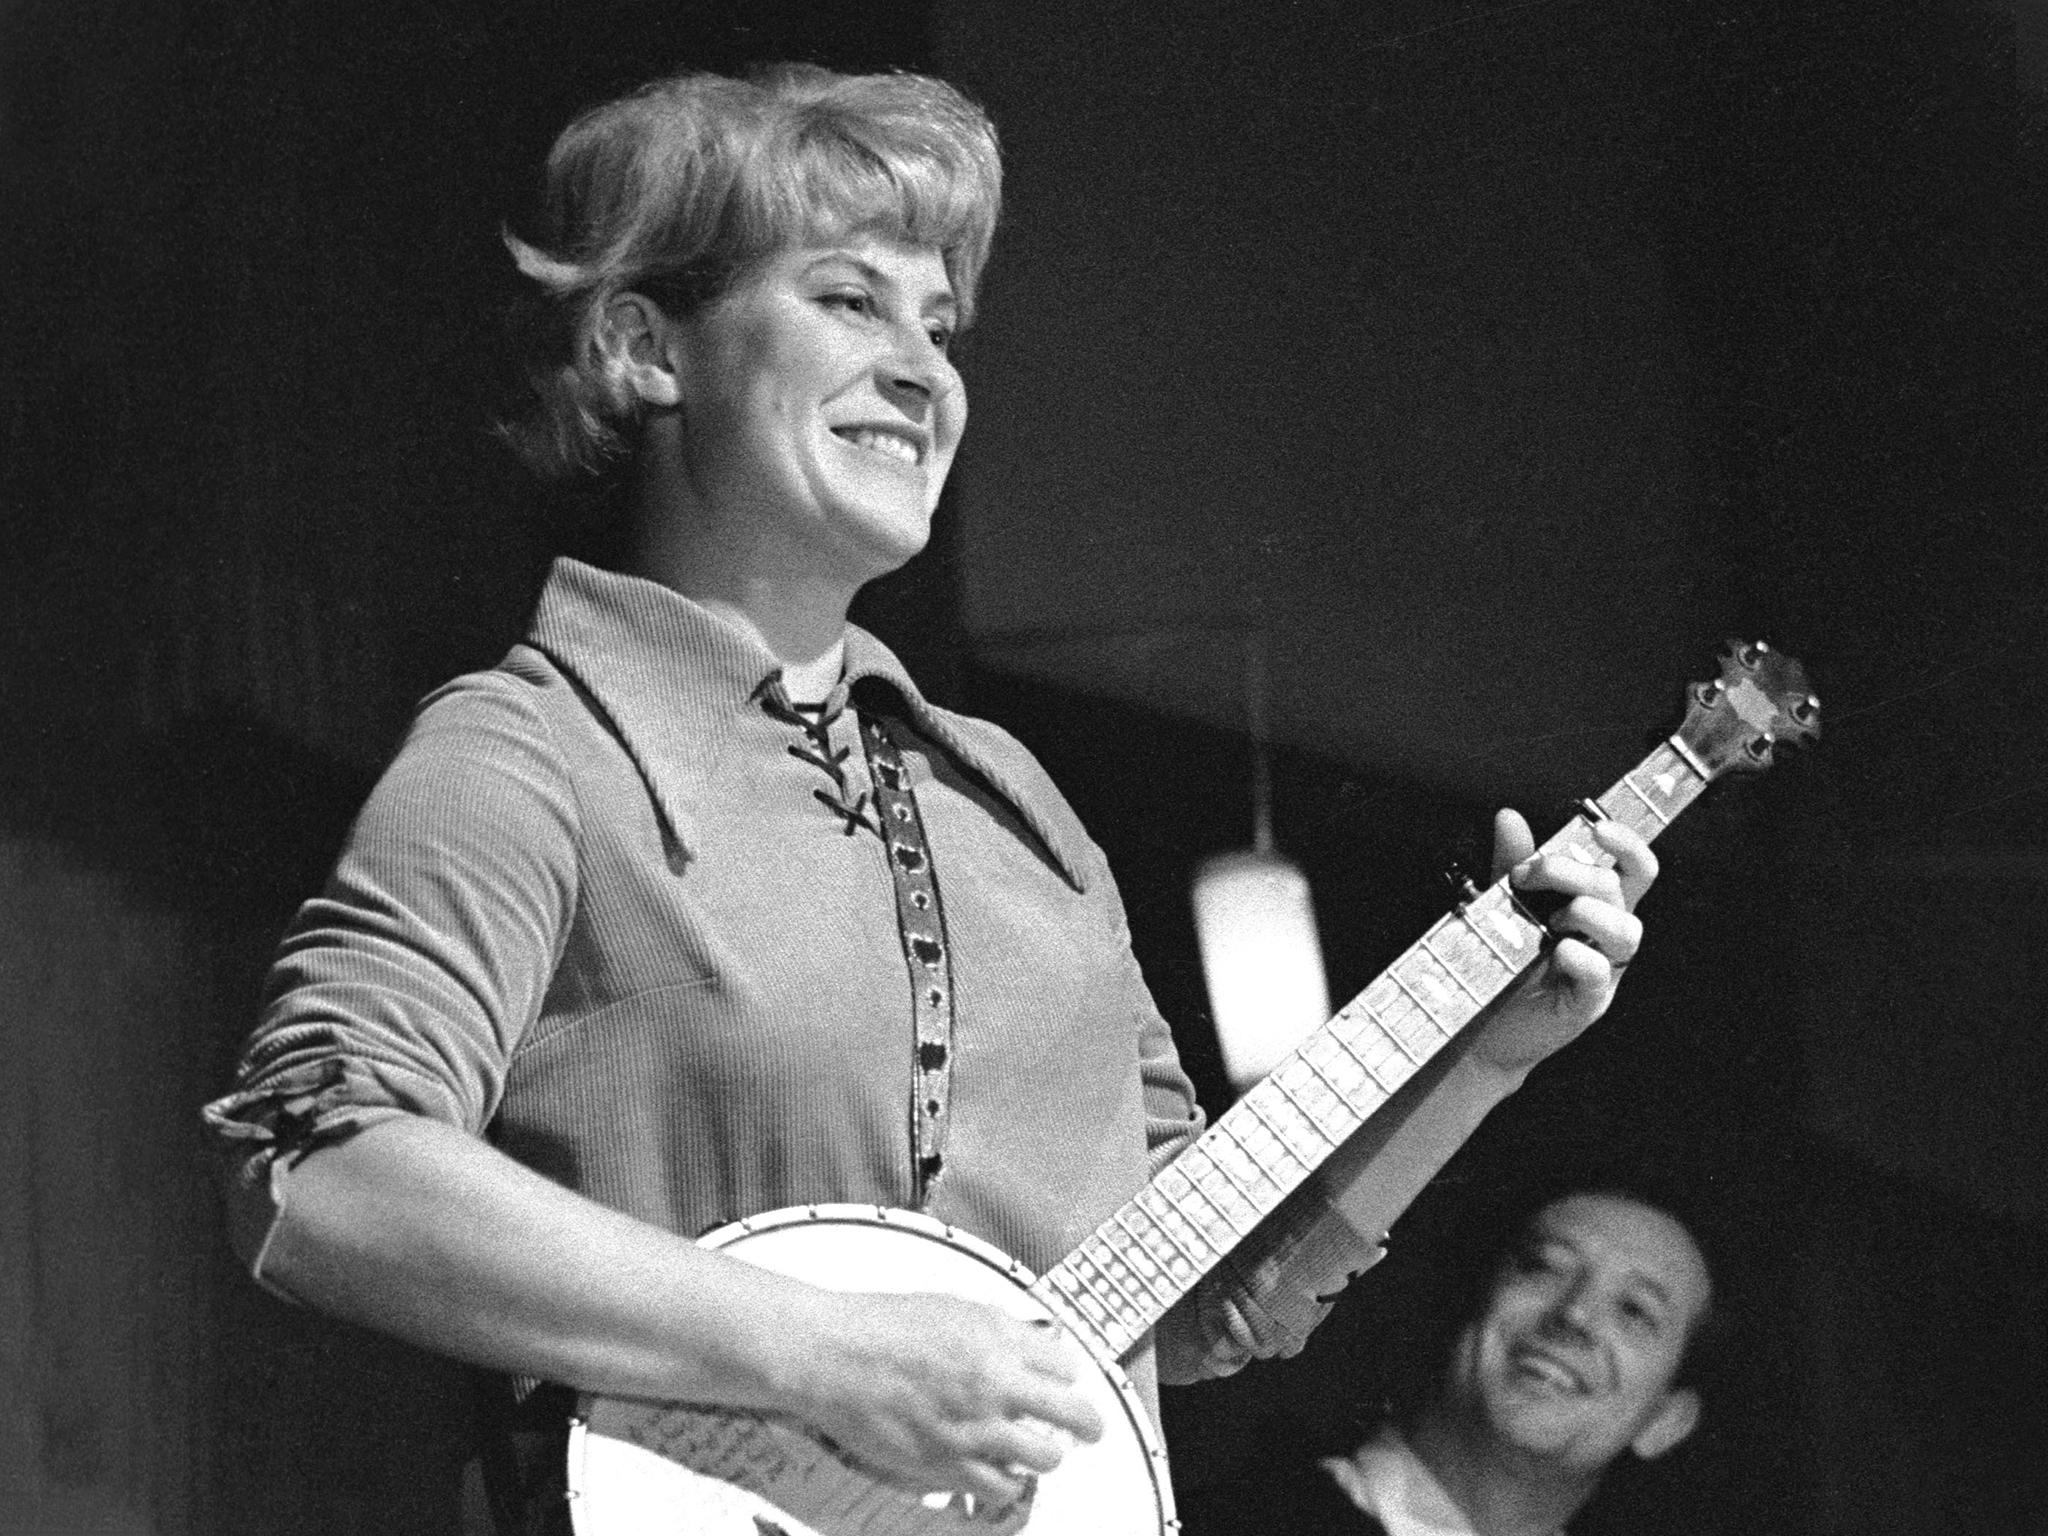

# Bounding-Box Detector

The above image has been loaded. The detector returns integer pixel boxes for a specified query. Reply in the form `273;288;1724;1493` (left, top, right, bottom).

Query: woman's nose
879;366;934;416
878;327;953;408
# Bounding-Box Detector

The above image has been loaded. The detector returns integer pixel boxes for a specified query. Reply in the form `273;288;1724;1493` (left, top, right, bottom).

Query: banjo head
568;1204;1177;1535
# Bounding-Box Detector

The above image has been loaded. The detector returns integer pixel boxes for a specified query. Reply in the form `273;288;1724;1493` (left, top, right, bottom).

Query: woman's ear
597;291;682;408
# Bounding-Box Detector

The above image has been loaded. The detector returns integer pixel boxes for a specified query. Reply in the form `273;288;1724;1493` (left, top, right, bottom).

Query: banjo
566;642;1817;1536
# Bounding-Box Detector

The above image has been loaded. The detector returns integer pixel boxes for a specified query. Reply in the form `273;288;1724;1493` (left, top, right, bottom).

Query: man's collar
1324;1426;1564;1536
525;558;1091;890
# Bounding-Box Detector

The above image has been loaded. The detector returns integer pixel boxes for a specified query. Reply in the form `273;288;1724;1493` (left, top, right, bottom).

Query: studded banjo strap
857;711;958;1210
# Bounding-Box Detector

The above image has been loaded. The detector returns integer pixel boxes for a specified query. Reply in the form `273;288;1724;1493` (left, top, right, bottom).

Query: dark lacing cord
761;685;881;837
761;678;957;1206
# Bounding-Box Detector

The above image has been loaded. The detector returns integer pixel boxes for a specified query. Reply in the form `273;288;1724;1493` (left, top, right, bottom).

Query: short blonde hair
502;63;1002;480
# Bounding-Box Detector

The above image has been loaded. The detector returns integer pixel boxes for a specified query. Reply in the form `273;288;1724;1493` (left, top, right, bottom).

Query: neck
627;446;858;696
1406;1408;1598;1536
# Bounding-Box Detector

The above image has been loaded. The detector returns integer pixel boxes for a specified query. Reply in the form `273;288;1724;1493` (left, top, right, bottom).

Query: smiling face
1445;1194;1711;1477
649;230;965;593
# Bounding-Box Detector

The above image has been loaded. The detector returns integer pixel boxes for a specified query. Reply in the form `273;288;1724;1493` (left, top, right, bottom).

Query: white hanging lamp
1190;633;1330;1093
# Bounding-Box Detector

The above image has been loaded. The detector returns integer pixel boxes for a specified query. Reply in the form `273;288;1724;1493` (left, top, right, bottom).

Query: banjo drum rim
563;1201;1179;1533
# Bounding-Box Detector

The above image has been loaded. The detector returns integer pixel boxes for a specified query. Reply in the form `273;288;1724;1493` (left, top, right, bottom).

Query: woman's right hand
782;1288;1105;1512
234;1116;1101;1512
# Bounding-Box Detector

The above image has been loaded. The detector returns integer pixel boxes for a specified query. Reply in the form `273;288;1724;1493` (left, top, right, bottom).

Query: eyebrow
804;253;959;318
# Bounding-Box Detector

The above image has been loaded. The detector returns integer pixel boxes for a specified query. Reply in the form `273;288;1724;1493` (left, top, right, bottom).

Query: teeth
842;427;921;466
1514;1351;1583;1393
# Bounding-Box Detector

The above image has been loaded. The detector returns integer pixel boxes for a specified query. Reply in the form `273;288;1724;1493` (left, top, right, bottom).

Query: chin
1488;1398;1585;1454
843;508;936;577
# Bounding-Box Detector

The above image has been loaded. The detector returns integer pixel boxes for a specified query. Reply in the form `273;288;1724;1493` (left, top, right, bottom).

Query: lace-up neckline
761;677;880;838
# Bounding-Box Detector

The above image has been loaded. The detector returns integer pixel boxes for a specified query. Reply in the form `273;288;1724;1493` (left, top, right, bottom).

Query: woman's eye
822;290;872;315
927;324;954;352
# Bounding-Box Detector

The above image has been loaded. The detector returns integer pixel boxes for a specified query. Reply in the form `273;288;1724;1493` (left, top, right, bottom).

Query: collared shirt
1323;1428;1567;1536
208;557;1201;1278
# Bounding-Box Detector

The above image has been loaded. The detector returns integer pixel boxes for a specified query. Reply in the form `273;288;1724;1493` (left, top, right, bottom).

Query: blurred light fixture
1190;634;1330;1092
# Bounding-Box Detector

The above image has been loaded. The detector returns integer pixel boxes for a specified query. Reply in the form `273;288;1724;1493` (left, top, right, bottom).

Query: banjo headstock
1677;639;1820;780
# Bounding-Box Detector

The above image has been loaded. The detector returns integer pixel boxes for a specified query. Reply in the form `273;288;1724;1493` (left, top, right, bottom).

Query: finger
979;1416;1075;1477
953;1459;1034;1514
1552;899;1643;968
1513;852;1626;909
1017;1318;1085;1383
1007;1370;1104;1446
1589;820;1659;910
1490;807;1535;882
1545;935;1619;1000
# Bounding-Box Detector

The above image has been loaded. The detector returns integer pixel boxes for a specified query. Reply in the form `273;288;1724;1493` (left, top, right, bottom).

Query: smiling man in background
1190;1186;1714;1535
1359;1189;1711;1535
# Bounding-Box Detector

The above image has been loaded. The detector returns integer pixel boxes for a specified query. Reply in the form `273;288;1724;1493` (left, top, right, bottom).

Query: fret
1293;1035;1357;1101
1420;931;1490;1006
1581;786;1651;844
1140;1179;1226;1269
1239;1091;1318;1175
1387;968;1445;1032
1042;1264;1115;1350
1156;1162;1244;1250
1220;1112;1297;1207
1402;948;1475;1028
1294;1041;1370;1122
1181;1151;1258;1236
1104;1214;1177;1311
1042;1248;1149;1359
1472;889;1546;970
1334;1003;1410;1089
1617;771;1672;826
1088;1251;1157;1353
1264;1063;1335;1136
1072;1239;1152;1325
1055;1267;1127;1356
1262;1068;1344;1151
1207;1118;1280;1204
1106;1208;1156;1269
1128;1189;1207;1284
1432;911;1522;994
1368;990;1435;1064
1454;893;1526;973
1272;1056;1353;1139
1627;747;1708;831
1539;813;1607;866
1667;732;1712;781
1325;1011;1404;1093
1305;1040;1393;1130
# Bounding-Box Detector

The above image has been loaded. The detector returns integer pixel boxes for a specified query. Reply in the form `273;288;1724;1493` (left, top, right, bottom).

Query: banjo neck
1031;641;1816;1360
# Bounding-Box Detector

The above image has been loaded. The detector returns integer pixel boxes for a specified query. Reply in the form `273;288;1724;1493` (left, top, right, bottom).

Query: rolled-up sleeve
199;672;580;1290
1159;1179;1388;1381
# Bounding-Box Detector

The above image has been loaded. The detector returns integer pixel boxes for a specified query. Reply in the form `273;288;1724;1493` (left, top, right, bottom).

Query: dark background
2;1;2043;1532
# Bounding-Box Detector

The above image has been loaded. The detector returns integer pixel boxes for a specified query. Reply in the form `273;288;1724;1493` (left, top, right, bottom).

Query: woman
203;64;1653;1530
